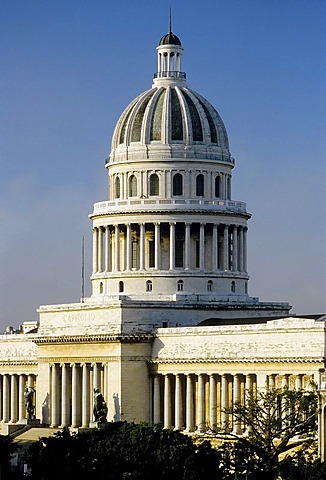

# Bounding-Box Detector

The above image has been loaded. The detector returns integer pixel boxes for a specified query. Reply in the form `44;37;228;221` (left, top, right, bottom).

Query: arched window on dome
215;176;221;198
115;177;121;199
226;176;231;200
231;281;236;293
119;281;124;293
177;280;184;292
207;280;213;292
196;174;204;197
149;173;159;196
146;280;153;292
173;173;183;196
129;175;137;197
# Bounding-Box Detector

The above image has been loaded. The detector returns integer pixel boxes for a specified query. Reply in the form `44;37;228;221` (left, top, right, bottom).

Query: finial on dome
169;7;172;34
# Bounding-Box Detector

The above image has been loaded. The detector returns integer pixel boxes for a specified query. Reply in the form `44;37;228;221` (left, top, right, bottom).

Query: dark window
132;241;138;269
231;281;235;293
173;173;183;196
175;240;184;268
99;282;104;294
149;174;159;196
196;174;204;196
207;280;213;292
177;280;184;292
146;280;153;292
215;176;220;197
115;177;121;199
119;281;124;293
129;175;137;197
195;240;200;268
149;240;155;268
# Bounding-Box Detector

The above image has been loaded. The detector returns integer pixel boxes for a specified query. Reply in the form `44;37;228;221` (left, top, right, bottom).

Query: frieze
38;356;151;364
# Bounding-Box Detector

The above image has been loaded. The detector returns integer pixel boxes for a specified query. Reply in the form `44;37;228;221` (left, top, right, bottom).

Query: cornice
149;357;325;365
33;333;154;345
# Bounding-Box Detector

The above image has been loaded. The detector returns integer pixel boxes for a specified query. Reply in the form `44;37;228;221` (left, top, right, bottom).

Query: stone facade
1;26;325;459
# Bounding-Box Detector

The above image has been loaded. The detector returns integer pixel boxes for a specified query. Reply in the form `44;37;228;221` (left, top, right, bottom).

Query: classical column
185;374;195;432
61;364;70;427
92;227;98;274
169;222;175;270
238;227;244;272
223;225;229;271
51;364;60;427
184;223;191;270
153;375;161;424
164;374;172;428
27;374;34;389
268;374;277;390
82;364;90;427
244;374;255;434
139;223;145;270
10;374;18;423
93;363;101;392
282;374;289;390
18;374;26;422
175;374;184;430
197;374;206;432
243;227;248;272
209;374;217;431
154;223;160;270
126;224;131;271
114;225;120;272
98;227;104;272
232;374;242;434
212;224;218;271
71;363;80;428
105;225;111;272
295;374;303;390
199;224;205;270
221;374;229;430
3;374;10;423
232;226;238;271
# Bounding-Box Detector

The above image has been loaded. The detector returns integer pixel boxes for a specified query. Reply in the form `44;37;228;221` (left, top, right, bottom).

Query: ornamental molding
33;333;154;345
39;356;150;364
149;357;324;365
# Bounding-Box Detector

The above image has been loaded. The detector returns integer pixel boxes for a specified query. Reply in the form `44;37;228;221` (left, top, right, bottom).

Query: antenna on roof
169;7;172;33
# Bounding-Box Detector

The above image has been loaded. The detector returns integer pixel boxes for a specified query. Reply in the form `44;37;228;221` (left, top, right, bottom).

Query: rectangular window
175;240;184;268
132;241;138;269
195;240;200;268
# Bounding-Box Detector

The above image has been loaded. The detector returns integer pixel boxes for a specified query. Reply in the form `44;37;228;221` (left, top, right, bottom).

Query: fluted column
197;374;206;432
238;227;244;272
223;225;229;271
268;374;277;390
61;363;70;427
221;374;229;429
126;224;131;271
232;226;238;271
175;374;184;430
92;227;98;274
282;374;289;390
105;225;111;272
232;374;242;434
169;222;175;270
154;223;160;269
71;363;80;428
10;374;18;423
164;374;172;428
153;375;161;424
3;374;10;423
244;374;255;434
18;374;26;422
51;365;60;427
209;374;217;430
199;224;205;270
98;227;104;272
212;224;218;271
184;223;191;270
243;227;248;272
93;363;101;391
82;364;90;427
114;225;120;272
295;374;303;390
185;374;195;432
139;223;145;270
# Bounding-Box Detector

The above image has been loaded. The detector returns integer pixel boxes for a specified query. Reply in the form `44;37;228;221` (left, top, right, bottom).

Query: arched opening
119;281;124;293
99;282;104;294
129;175;137;197
177;280;184;292
173;173;183;196
146;280;153;292
207;280;213;292
149;173;159;196
196;174;204;196
115;177;121;199
226;176;231;200
231;281;236;293
215;176;220;198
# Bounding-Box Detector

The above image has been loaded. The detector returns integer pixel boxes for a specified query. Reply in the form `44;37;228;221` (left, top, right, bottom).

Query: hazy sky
1;0;325;331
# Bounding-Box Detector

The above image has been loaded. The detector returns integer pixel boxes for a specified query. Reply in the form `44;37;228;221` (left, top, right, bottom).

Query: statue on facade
24;386;35;420
93;388;108;422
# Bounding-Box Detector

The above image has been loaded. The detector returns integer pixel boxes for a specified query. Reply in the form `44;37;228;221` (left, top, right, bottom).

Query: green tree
26;423;224;480
221;387;318;480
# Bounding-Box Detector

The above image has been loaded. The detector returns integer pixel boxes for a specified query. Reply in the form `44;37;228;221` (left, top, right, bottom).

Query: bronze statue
93;388;108;422
24;387;35;420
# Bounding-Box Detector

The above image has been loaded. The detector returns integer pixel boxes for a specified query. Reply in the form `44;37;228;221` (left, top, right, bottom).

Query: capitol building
1;27;326;457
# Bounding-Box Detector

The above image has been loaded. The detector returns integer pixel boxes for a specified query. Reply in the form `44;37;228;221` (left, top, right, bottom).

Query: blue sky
1;0;325;330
